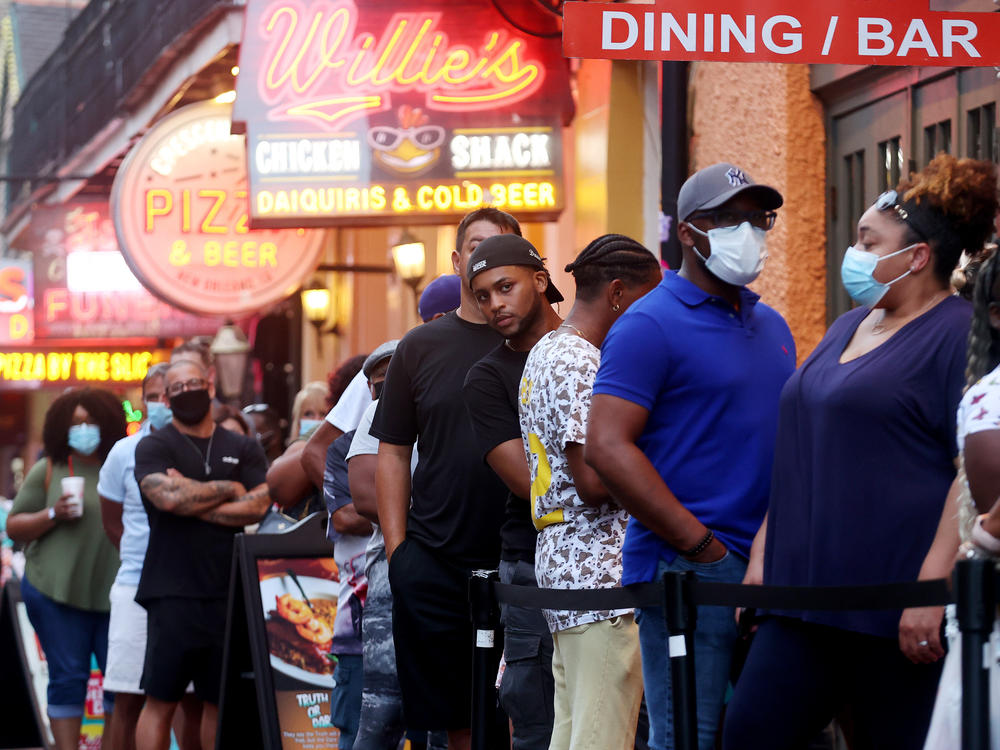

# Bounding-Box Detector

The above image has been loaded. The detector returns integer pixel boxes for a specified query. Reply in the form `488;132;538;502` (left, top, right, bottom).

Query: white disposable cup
60;476;85;518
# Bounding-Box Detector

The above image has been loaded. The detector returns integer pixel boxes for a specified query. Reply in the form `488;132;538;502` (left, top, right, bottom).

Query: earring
612;303;620;312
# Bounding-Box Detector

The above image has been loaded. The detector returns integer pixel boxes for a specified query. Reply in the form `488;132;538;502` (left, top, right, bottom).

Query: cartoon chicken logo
368;105;446;175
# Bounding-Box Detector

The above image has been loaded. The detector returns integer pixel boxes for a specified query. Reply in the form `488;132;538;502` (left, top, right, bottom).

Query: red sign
0;258;33;345
563;0;1000;66
21;202;220;340
233;0;572;227
112;100;326;315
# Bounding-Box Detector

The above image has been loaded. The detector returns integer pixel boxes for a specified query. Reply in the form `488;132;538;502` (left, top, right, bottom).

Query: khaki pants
549;614;643;750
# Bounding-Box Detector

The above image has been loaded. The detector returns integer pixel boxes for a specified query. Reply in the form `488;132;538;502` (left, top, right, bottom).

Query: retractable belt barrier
493;577;953;611
469;559;998;750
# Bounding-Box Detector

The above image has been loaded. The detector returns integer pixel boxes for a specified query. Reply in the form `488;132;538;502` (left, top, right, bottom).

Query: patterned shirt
519;330;630;633
958;362;1000;452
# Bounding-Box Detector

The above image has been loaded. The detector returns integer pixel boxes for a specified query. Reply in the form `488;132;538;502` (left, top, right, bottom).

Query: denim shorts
20;575;112;718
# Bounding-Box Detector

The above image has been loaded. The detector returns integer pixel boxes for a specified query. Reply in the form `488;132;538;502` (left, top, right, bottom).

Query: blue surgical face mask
840;243;916;307
299;418;322;438
146;401;173;430
68;423;101;456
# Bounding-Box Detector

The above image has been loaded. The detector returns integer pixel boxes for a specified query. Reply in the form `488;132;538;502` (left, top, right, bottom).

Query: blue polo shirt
593;271;795;584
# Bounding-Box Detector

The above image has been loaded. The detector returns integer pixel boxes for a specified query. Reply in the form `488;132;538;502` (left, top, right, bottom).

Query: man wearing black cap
462;234;563;749
586;163;796;750
371;207;519;750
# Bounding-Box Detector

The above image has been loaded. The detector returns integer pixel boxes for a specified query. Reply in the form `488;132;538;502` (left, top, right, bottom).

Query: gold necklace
870;292;948;335
559;323;586;338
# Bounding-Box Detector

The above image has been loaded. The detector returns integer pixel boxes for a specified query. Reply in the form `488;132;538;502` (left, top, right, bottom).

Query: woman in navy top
723;154;999;750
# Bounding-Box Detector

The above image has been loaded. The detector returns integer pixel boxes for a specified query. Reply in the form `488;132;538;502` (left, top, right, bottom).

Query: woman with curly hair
722;154;999;750
7;387;127;750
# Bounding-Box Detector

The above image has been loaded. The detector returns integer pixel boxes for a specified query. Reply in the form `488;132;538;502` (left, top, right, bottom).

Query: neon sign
0;350;159;387
112;101;326;315
22;201;221;340
234;0;571;227
0;259;33;345
259;2;545;129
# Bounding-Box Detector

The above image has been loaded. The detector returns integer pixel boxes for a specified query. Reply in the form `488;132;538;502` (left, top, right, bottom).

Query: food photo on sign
257;556;343;750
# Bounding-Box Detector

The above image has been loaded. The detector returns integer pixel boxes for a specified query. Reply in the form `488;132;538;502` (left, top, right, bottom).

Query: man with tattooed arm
132;359;270;750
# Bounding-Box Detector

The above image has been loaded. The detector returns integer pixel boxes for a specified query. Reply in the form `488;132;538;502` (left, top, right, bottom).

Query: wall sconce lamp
210;321;251;403
391;229;426;312
301;278;332;328
300;277;336;351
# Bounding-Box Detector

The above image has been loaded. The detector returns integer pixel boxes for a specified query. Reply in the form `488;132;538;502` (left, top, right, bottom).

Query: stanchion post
954;557;994;750
469;569;500;750
663;570;698;750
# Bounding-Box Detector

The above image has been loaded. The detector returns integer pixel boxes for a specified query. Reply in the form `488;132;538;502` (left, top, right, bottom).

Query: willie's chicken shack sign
232;0;573;228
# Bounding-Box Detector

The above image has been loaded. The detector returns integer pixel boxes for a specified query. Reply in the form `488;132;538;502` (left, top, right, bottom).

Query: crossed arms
139;470;270;527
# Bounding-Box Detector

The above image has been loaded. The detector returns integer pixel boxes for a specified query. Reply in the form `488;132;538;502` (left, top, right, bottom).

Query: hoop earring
612;303;620;312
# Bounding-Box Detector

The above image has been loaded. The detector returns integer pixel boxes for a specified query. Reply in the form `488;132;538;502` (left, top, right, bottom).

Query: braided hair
565;234;661;301
966;248;1000;387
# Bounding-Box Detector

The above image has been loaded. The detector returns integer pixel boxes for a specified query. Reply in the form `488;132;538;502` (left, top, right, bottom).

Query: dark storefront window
967;103;996;161
877;136;903;193
923;119;952;164
844;150;865;241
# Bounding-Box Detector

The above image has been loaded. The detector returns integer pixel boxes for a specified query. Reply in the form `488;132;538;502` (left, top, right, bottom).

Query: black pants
722;616;943;750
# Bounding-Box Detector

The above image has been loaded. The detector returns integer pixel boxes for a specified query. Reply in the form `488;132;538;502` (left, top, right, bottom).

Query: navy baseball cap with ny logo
677;162;783;222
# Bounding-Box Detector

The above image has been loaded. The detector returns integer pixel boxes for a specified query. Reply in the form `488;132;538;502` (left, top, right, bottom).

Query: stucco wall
690;62;827;360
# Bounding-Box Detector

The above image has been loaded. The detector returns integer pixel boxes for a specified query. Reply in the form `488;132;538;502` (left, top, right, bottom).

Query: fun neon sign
257;1;546;128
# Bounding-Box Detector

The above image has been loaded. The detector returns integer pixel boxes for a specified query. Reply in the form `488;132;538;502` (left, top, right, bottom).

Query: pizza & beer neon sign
112;101;325;315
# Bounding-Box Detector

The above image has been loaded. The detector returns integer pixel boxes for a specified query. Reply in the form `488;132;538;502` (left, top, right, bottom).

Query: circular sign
112;100;325;316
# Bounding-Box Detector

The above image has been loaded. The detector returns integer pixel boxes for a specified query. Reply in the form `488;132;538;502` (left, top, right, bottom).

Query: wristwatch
47;507;56;521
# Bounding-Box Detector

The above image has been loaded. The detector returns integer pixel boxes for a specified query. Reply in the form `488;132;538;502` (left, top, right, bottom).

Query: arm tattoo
140;474;236;515
200;485;271;527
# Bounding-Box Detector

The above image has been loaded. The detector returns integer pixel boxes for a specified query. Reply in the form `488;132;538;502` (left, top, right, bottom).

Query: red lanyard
68;455;74;477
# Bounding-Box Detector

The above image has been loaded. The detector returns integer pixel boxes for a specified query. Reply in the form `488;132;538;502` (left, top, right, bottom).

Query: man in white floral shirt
519;234;661;750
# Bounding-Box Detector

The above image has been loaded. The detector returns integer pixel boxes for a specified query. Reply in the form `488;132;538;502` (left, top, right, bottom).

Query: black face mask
169;389;212;425
372;381;385;400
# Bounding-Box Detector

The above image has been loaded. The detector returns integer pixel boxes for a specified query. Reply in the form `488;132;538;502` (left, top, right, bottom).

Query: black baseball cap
467;234;564;303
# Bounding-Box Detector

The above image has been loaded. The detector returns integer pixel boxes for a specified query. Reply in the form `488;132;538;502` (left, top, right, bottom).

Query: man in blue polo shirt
586;162;796;750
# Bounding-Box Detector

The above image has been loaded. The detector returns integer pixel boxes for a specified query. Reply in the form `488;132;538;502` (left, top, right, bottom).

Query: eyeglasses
167;378;208;396
874;190;926;240
688;208;777;231
242;403;271;414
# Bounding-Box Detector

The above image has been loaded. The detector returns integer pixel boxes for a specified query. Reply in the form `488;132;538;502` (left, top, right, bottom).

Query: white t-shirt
519;330;630;633
326;369;372;433
346;400;418;571
957;362;1000;452
97;421;153;587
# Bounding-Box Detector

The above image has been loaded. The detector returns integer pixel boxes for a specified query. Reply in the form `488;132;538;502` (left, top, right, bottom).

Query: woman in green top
8;387;126;750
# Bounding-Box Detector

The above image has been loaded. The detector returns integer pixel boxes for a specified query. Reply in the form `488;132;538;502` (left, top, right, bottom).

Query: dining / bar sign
562;0;1000;66
232;0;573;227
112;101;325;316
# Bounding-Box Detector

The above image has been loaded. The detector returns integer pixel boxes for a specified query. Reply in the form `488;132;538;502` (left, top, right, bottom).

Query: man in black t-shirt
133;359;269;750
462;234;564;750
371;208;519;749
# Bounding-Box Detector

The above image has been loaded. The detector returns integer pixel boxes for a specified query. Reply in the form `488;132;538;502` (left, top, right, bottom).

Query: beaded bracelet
681;529;714;558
